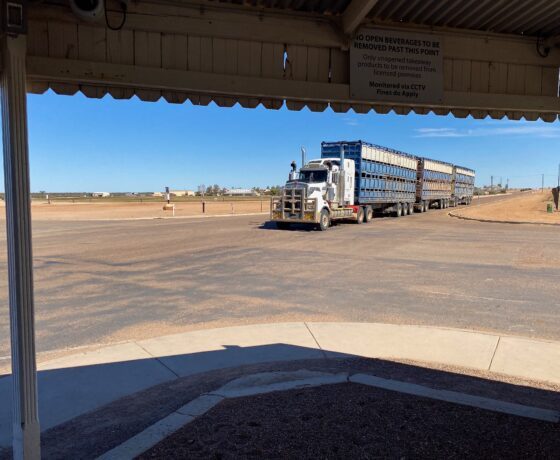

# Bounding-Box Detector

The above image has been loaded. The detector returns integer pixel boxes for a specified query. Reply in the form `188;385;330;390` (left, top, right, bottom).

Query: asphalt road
1;194;559;363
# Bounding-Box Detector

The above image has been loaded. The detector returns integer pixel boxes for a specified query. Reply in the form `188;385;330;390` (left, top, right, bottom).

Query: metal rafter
341;0;379;35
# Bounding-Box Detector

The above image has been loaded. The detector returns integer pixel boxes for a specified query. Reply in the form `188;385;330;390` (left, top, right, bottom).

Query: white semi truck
270;141;475;231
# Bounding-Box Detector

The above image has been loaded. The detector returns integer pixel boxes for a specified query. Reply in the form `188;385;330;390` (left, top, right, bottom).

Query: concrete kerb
34;211;269;223
448;210;560;226
98;369;559;459
447;192;560;226
2;322;560;449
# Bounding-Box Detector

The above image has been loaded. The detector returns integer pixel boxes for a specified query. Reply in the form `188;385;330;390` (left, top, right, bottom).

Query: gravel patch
139;382;560;459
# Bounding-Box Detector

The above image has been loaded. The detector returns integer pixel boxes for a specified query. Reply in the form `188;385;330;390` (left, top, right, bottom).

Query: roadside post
199;184;206;213
163;186;175;216
552;187;559;211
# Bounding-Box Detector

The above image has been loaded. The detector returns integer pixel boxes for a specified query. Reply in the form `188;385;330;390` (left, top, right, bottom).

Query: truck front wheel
318;209;330;231
364;206;373;222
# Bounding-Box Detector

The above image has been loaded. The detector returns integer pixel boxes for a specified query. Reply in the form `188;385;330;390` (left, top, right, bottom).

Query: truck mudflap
271;188;318;223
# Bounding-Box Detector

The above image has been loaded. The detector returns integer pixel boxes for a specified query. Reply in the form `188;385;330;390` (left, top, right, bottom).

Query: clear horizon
7;90;560;192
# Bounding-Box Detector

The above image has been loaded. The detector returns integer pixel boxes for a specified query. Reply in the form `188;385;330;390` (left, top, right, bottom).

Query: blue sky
15;91;560;192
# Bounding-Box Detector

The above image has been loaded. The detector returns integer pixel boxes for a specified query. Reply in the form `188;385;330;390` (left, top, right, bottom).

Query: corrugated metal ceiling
209;0;350;14
209;0;560;37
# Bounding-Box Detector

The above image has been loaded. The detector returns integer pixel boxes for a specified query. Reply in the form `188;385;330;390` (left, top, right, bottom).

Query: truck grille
271;187;317;221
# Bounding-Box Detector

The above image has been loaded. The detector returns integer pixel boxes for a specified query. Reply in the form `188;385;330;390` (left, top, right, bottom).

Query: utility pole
490;175;494;191
301;147;306;168
506;178;509;190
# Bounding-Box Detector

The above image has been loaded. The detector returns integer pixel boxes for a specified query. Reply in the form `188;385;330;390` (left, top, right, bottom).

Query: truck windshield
299;170;327;183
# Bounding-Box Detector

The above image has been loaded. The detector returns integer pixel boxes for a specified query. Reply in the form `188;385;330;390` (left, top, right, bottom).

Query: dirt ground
453;192;560;224
0;199;270;221
139;382;560;459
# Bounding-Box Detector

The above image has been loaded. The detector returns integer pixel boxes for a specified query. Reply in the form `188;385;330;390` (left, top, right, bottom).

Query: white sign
350;28;443;103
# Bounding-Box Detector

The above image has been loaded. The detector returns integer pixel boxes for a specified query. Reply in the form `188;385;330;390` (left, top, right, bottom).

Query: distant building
225;188;260;196
152;192;163;197
170;190;195;197
92;192;110;197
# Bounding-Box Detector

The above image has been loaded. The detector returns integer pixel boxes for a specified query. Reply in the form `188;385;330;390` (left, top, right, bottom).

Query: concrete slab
490;336;560;385
0;342;176;448
176;394;224;417
137;323;324;377
39;342;152;371
4;321;560;451
211;371;349;398
307;322;499;370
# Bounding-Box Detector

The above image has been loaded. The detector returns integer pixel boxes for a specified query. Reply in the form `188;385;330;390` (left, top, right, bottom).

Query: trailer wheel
364;206;373;222
318;209;330;231
395;202;402;217
424;200;429;211
356;207;364;224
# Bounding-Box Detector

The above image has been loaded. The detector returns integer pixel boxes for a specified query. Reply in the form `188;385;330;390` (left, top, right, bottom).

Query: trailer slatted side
453;165;475;203
417;158;454;203
321;141;417;205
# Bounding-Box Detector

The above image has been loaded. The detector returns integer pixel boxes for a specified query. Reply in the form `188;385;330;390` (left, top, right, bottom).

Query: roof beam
26;56;560;117
342;0;379;35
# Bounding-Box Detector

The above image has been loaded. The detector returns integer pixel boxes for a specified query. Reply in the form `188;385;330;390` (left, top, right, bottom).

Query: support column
2;34;40;459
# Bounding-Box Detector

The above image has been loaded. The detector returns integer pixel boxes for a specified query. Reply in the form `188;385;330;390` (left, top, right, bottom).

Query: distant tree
206;185;213;195
270;186;282;196
212;184;220;195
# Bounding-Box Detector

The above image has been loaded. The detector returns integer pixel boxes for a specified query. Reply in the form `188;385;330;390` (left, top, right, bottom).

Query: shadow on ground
1;343;559;459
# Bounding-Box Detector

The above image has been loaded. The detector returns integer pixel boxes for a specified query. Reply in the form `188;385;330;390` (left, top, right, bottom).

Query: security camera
69;0;104;22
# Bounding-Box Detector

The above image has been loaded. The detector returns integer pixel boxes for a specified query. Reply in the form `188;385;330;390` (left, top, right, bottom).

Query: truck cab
271;158;356;230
